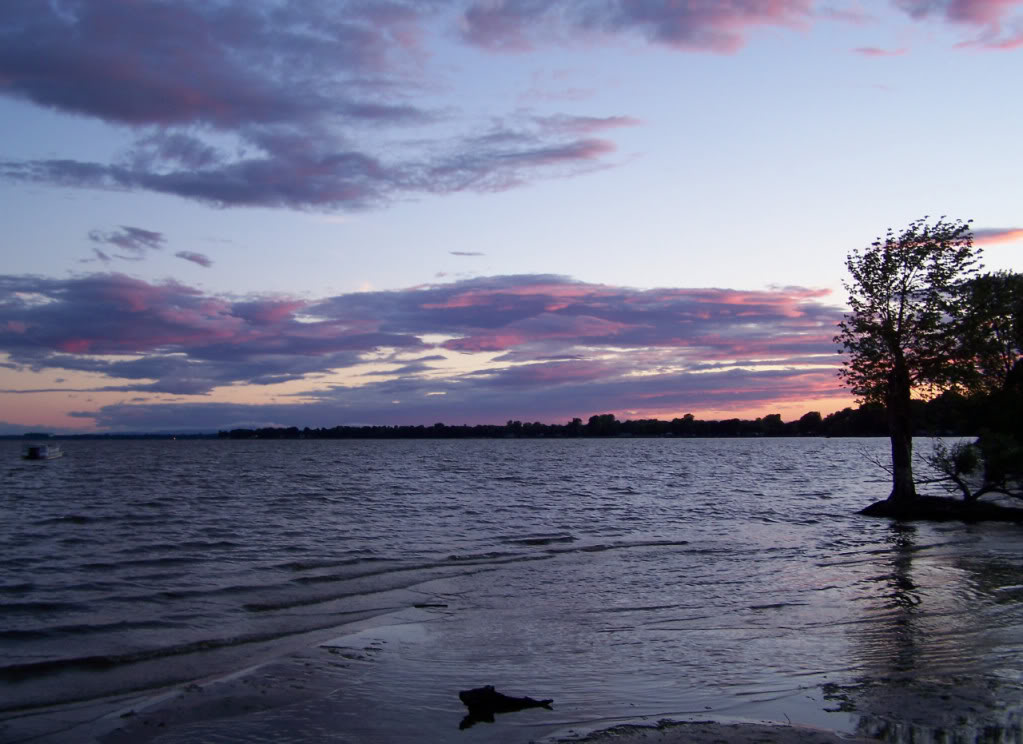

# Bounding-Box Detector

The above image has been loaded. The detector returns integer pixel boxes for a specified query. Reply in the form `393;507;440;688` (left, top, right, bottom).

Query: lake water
3;438;1023;743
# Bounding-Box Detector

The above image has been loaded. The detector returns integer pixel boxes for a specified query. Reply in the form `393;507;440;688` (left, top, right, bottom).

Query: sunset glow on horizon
1;0;1021;433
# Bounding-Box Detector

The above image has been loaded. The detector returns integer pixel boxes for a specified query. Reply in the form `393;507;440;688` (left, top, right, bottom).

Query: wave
31;514;102;526
79;556;201;571
0;618;188;641
0;600;91;616
0;582;35;595
501;533;577;546
249;539;695;613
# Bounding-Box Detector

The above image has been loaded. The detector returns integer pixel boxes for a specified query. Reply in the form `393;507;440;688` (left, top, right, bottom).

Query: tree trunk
886;352;917;504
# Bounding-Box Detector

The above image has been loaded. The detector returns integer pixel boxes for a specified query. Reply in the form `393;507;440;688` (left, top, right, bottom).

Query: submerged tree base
860;495;1023;523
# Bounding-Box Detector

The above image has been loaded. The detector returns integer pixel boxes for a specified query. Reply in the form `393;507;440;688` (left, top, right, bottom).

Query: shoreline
8;658;879;744
8;611;1023;744
2;610;869;744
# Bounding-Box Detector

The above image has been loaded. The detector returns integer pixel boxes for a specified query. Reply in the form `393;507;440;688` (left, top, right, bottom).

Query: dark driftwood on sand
860;495;1023;523
457;685;553;729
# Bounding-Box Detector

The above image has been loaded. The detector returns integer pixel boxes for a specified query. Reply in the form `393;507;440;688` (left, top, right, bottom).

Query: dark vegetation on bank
213;393;986;440
0;392;983;441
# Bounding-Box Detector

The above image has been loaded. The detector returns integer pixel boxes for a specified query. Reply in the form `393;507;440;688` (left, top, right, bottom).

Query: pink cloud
1;272;847;428
533;114;642;134
970;31;1023;47
894;0;1023;48
458;0;1023;56
57;339;93;353
895;0;1023;24
947;0;1021;24
973;227;1023;245
460;0;814;53
527;138;616;164
443;332;531;352
2;0;1021;218
70;362;855;432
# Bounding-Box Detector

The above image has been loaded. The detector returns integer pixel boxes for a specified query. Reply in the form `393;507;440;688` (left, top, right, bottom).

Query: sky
1;0;1021;434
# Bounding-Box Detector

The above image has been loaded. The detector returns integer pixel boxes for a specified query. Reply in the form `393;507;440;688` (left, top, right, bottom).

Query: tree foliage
959;271;1023;395
835;216;980;401
924;270;1023;501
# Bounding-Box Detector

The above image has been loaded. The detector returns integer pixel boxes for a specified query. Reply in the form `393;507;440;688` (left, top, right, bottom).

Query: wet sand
87;668;876;744
49;656;882;744
564;721;876;743
6;582;1023;744
8;614;1018;744
3;617;877;744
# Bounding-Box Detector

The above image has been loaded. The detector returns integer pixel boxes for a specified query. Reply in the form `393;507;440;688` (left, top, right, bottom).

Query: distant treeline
218;392;983;440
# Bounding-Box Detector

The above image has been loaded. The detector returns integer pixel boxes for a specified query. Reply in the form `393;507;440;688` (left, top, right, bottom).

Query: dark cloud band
1;272;845;430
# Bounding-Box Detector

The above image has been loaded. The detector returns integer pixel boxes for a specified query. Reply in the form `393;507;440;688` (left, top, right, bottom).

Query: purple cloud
0;272;422;394
460;0;815;53
1;1;1015;212
0;1;631;210
338;275;842;361
532;114;642;134
853;46;909;55
88;226;166;260
0;1;426;128
0;272;849;430
458;1;1023;53
893;0;1023;47
457;0;1023;53
0;123;623;210
175;251;213;267
88;248;112;265
363;355;447;377
71;364;848;432
894;0;1020;24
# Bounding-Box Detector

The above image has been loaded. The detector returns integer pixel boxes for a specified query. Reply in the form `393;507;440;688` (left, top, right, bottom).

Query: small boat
22;444;64;460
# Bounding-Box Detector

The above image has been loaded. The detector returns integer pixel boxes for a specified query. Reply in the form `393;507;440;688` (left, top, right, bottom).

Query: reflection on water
852;524;1023;742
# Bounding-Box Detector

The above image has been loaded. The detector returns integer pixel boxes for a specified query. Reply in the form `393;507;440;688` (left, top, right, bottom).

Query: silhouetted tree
927;271;1023;500
586;414;619;436
760;413;785;436
797;411;823;436
961;271;1023;394
835;216;981;505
